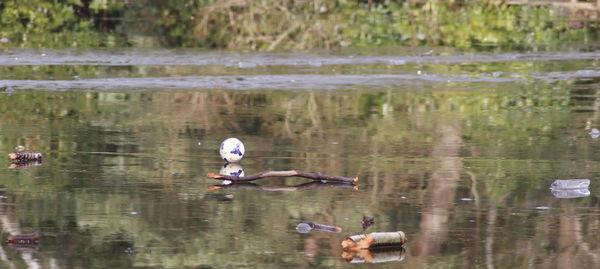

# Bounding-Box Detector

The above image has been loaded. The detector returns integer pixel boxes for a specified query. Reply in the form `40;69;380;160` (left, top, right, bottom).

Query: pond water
0;48;600;268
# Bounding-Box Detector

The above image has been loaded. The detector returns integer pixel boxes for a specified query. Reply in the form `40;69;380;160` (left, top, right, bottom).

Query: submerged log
207;170;358;184
341;231;406;250
7;152;43;162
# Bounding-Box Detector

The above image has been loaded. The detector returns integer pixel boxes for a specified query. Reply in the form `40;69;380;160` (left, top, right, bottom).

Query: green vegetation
0;0;596;50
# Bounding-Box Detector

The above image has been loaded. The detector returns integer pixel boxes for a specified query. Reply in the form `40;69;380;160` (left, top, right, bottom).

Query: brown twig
207;181;357;192
207;170;358;184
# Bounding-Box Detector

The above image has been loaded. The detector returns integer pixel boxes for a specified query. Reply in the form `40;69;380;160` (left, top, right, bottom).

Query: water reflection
1;59;600;268
219;163;244;177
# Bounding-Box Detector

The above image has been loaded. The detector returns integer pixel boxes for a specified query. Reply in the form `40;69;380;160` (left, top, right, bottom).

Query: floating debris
208;170;357;184
550;179;590;189
220;137;245;163
296;222;342;234
550;179;591;199
224;194;234;199
589;128;600;139
6;232;39;246
342;231;406;250
535;206;550;210
124;247;134;255
362;216;374;231
208;181;356;192
342;246;405;264
14;145;25;152
7;152;43;162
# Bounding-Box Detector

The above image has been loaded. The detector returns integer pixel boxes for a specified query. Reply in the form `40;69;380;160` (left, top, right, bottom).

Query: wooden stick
207;181;357;192
342;231;406;250
207;170;358;184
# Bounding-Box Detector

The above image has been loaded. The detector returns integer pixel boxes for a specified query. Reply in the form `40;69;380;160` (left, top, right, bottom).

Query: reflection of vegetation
0;0;595;50
1;82;600;267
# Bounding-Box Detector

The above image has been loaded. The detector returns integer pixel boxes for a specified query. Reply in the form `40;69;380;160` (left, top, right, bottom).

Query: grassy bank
0;0;596;50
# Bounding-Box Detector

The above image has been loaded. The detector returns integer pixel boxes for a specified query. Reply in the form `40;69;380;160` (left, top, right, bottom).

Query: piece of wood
342;231;406;250
207;181;357;192
209;181;357;191
207;170;358;184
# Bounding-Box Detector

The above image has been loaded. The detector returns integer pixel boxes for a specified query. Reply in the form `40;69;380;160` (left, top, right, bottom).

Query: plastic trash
295;222;342;234
550;179;590;189
550;179;590;199
590;128;600;139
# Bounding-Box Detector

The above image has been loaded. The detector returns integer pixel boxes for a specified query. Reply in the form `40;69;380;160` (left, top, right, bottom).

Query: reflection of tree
0;195;45;268
410;120;462;264
1;85;600;267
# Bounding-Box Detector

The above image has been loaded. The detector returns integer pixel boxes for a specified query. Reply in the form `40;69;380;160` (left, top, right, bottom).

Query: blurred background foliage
0;0;597;50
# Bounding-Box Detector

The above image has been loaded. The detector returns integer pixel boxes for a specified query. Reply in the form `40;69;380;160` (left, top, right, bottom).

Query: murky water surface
1;48;600;268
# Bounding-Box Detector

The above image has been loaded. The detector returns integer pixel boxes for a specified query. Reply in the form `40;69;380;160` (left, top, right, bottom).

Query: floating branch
342;231;406;250
7;152;43;162
207;181;357;192
207;170;358;184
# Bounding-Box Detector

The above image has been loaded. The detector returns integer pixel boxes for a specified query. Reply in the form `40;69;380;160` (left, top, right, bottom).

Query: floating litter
550;179;590;189
295;222;313;234
550;179;591;199
220;137;245;163
589;128;600;139
296;222;342;234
